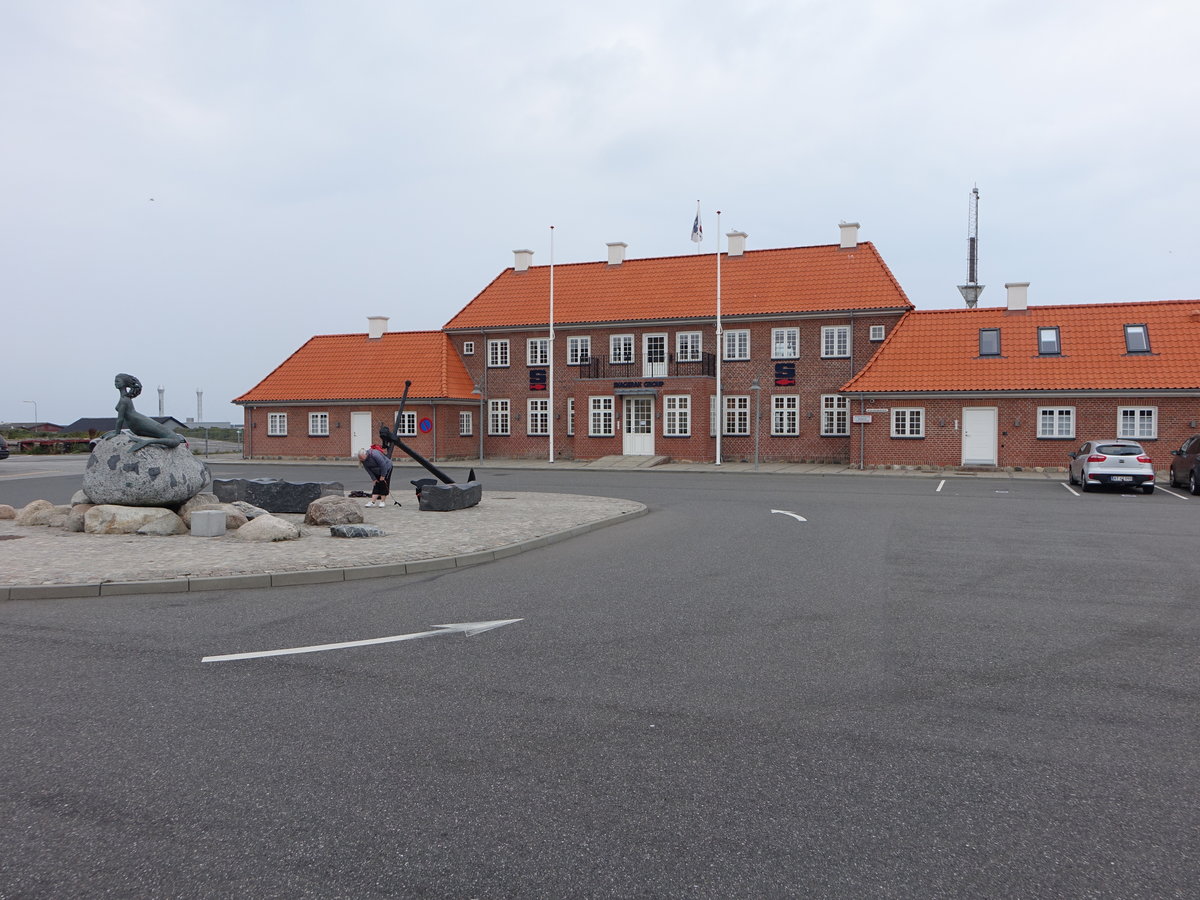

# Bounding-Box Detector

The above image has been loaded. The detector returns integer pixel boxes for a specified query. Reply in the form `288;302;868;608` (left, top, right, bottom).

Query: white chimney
727;231;748;257
367;316;389;339
1005;282;1030;312
606;242;628;266
513;249;533;272
839;222;860;249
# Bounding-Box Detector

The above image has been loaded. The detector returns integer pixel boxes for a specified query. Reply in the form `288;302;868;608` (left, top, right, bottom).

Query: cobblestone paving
0;493;644;586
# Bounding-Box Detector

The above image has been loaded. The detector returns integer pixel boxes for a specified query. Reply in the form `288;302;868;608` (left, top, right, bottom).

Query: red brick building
840;285;1200;470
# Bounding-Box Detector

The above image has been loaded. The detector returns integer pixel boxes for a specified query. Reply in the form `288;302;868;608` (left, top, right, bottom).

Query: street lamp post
23;400;38;430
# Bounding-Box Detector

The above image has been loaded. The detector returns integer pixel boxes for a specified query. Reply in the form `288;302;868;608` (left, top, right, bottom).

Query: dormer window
979;328;1001;357
1038;326;1061;355
1124;324;1150;353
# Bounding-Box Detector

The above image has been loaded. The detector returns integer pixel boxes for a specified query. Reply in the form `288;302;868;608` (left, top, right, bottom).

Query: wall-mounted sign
419;417;433;433
865;408;889;413
612;380;664;389
529;369;547;391
774;362;796;386
852;415;873;424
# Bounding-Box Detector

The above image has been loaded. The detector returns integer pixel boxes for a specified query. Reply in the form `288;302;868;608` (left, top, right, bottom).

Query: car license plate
1111;475;1132;482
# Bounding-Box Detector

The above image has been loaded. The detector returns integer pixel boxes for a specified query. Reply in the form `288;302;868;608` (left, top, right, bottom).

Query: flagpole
715;210;722;467
548;224;555;464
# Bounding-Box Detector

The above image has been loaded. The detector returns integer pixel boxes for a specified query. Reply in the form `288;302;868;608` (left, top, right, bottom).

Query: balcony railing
577;352;716;380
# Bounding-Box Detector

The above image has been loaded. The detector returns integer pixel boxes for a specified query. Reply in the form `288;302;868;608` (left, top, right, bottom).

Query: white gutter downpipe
715;211;723;466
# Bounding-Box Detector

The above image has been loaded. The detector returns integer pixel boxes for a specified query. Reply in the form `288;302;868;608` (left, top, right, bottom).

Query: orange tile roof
444;242;912;330
234;331;477;404
842;299;1200;393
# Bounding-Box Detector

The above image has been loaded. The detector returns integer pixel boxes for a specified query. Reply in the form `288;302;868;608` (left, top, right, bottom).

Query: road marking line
770;509;807;523
936;480;945;492
1061;483;1079;496
1159;487;1189;500
202;619;523;663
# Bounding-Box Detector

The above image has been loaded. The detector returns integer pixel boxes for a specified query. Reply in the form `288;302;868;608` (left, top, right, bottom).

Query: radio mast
958;186;984;308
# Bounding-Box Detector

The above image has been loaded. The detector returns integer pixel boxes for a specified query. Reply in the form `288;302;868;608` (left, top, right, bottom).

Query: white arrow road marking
770;509;807;523
201;619;524;663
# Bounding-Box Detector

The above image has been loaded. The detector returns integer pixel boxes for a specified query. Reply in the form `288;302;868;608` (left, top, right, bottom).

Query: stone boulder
63;503;96;533
85;505;185;535
0;504;15;520
70;490;90;505
304;495;364;526
417;480;483;512
15;500;55;525
330;524;386;538
83;434;209;507
178;493;221;524
235;514;302;542
137;514;188;536
230;500;270;520
213;478;344;514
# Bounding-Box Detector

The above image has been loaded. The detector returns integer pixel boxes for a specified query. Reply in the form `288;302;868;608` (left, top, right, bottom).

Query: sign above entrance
612;381;664;393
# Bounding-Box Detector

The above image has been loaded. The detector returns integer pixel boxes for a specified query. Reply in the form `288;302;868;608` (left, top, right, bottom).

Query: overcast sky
4;0;1198;426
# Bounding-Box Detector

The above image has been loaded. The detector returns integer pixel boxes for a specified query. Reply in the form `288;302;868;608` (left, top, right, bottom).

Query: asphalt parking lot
2;459;1197;897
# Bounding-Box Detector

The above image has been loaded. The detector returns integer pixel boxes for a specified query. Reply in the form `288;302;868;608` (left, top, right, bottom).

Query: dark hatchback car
1168;434;1200;494
0;435;9;459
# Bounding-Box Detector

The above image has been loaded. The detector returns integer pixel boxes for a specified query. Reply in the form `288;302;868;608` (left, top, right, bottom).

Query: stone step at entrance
584;455;670;469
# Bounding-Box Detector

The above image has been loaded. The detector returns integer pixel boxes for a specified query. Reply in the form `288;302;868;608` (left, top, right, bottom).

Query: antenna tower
958;186;984;308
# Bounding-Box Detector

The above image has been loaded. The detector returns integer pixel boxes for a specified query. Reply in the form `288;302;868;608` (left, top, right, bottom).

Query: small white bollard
191;509;227;537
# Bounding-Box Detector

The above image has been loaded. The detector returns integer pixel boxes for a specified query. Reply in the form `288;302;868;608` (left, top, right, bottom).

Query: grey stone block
329;524;387;538
416;480;483;511
191;509;227;537
212;478;344;514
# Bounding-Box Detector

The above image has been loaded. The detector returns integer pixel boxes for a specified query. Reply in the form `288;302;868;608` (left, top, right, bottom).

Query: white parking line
1061;483;1079;496
1159;486;1190;500
936;479;945;492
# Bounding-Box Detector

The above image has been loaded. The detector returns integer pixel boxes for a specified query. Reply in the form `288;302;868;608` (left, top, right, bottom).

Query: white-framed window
891;407;925;438
308;412;329;436
772;395;799;435
724;395;750;435
487;339;510;368
566;397;575;436
527;338;549;366
459;411;473;436
488;399;510;435
870;325;886;342
568;336;591;366
723;329;750;361
1118;406;1157;439
820;395;849;435
676;331;703;362
462;341;475;356
589;396;614;436
267;412;287;436
1037;407;1074;439
664;394;691;437
821;326;850;358
772;328;799;359
527;398;549;435
610;334;634;364
397;411;416;436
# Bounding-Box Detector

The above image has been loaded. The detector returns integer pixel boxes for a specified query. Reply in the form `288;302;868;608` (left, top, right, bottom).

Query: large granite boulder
212;478;343;514
304;496;363;526
84;505;184;535
83;434;209;508
417;480;483;512
235;514;301;542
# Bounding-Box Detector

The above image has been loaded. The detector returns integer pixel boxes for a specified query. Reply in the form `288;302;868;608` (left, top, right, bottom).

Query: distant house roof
63;417;187;433
841;299;1200;394
444;242;913;330
234;330;476;404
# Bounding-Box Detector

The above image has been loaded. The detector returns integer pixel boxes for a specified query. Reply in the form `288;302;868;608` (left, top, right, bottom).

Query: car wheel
1080;477;1092;492
1191;471;1200;496
1143;484;1155;495
1169;469;1180;488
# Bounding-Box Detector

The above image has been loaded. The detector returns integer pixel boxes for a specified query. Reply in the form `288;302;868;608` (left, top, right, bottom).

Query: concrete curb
0;504;648;602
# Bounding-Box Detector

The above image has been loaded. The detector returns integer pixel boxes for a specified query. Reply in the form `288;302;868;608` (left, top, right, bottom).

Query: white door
961;407;998;465
622;397;654;455
643;334;667;377
351;411;373;457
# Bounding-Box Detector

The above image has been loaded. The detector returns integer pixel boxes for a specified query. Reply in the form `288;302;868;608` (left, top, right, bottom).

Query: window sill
890;435;925;439
1036;436;1076;441
307;434;330;438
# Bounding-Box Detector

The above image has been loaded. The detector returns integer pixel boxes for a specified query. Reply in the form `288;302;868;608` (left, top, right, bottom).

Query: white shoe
365;502;374;508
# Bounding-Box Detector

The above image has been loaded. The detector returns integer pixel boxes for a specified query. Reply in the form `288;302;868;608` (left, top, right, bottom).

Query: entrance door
351;411;373;457
961;407;998;465
622;396;654;455
643;333;667;377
